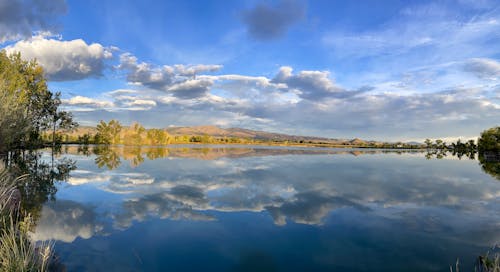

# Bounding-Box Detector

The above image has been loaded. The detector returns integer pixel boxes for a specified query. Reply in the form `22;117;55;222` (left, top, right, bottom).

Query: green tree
146;129;170;145
47;92;78;147
0;51;74;151
424;139;432;149
478;127;500;153
95;120;111;144
126;122;145;145
477;127;500;180
435;139;443;149
95;119;123;144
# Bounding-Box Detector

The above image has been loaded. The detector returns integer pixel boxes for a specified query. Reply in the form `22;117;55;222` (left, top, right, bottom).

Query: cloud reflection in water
32;147;500;246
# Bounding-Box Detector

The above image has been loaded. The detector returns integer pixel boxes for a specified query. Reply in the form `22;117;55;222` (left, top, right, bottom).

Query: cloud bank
65;59;500;140
0;0;66;43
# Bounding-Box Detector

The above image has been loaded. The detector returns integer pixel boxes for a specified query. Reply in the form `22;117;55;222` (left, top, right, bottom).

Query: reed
0;165;54;272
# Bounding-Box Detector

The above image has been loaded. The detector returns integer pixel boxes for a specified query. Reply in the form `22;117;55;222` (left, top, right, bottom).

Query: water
29;146;500;271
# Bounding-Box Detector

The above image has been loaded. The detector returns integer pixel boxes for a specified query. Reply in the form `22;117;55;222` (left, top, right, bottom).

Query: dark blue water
32;146;500;271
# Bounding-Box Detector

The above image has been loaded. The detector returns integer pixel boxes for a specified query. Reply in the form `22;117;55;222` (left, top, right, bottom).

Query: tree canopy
478;126;500;153
0;50;76;152
477;126;500;180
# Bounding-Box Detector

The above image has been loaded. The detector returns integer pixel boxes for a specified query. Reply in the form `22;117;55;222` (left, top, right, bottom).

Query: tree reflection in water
2;149;76;221
478;152;500;181
76;144;500;181
93;146;121;170
425;149;498;181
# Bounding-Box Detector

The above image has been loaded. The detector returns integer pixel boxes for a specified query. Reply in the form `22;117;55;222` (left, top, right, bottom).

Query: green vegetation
0;50;76;153
0;168;53;272
424;138;477;152
476;253;499;272
477;127;500;180
423;127;500;181
0;216;53;272
0;51;76;271
478;127;500;153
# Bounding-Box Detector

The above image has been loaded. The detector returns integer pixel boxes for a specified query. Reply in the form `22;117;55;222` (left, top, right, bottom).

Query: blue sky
1;0;499;141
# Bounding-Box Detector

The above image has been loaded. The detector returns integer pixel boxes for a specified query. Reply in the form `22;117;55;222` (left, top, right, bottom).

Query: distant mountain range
164;125;349;144
166;126;423;145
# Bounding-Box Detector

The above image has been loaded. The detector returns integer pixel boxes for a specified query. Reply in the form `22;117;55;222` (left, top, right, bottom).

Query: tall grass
451;253;500;272
0;164;53;272
476;253;500;272
0;169;20;217
0;217;53;272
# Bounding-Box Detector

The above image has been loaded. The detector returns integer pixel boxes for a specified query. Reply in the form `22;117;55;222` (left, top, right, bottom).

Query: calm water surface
31;146;500;271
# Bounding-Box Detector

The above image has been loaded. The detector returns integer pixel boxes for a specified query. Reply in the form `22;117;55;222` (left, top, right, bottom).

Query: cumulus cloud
0;0;66;43
167;79;213;99
118;53;222;99
5;36;112;81
465;58;500;80
242;0;305;40
118;54;365;102
272;66;366;100
72;78;500;140
118;53;175;90
68;55;500;140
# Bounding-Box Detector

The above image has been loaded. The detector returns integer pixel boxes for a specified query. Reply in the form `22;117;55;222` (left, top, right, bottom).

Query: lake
27;145;500;271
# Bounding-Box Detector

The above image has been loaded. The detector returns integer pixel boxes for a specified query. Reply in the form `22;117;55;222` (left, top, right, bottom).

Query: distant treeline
423;138;478;152
43;119;428;148
424;127;500;154
43;120;258;146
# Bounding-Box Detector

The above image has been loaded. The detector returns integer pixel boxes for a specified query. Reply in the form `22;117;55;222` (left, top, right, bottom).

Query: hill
165;125;346;144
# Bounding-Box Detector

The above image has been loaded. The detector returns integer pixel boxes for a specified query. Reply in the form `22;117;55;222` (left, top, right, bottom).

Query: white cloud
272;66;365;100
50;45;498;141
125;99;157;107
118;53;222;99
71;61;500;141
174;64;222;77
5;36;112;81
63;93;159;112
167;79;213;99
63;96;114;108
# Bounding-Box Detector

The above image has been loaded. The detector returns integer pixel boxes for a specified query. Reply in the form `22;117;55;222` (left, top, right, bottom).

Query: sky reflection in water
32;146;500;271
